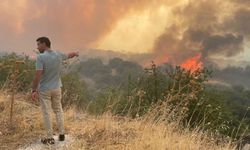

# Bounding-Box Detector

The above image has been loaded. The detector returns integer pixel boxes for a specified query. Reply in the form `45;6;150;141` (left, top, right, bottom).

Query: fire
181;53;203;71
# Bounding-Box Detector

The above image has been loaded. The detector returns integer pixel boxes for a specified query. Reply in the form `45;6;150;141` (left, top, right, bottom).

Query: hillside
0;91;236;150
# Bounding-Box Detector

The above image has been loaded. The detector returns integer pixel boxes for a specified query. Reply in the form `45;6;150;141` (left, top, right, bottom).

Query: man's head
36;37;51;53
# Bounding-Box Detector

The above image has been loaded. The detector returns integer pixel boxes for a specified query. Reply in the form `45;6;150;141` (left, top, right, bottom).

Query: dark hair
36;37;51;48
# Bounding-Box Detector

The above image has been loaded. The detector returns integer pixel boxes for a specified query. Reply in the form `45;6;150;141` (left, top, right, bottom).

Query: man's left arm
31;55;43;100
32;70;43;92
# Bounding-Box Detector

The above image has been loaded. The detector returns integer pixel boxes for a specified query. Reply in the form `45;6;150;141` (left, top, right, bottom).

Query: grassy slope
0;92;235;150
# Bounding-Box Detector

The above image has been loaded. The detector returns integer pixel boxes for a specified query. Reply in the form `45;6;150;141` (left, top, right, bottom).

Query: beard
38;49;45;53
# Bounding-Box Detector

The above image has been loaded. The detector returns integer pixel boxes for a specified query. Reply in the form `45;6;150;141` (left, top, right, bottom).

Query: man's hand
75;51;79;57
31;91;39;101
68;51;79;59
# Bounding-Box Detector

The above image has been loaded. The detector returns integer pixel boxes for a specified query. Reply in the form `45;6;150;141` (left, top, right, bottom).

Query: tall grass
0;91;235;150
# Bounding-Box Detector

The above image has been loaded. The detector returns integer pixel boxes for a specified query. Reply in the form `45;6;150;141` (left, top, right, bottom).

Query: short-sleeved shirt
36;50;68;92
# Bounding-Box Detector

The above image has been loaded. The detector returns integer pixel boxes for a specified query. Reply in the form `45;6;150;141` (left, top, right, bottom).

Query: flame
181;53;203;71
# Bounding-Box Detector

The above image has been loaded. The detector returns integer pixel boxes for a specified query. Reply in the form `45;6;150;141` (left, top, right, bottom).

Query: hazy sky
0;0;250;67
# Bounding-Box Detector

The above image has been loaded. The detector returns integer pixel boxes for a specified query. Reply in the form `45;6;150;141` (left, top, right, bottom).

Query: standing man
32;37;79;144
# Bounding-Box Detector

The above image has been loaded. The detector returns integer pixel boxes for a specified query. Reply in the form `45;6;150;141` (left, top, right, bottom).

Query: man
32;37;79;144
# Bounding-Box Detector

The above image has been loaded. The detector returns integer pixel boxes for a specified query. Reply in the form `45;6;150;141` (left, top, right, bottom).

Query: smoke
224;8;250;37
0;0;153;51
150;0;249;67
1;0;250;69
202;34;243;57
213;65;250;89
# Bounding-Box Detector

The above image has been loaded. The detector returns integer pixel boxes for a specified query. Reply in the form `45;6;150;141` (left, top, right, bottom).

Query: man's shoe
41;138;55;145
59;134;65;141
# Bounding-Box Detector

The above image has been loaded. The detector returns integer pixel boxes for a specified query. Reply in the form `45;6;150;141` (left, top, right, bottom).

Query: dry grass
0;91;235;150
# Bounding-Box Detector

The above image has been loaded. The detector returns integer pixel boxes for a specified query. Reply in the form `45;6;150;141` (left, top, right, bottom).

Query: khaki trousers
39;88;65;138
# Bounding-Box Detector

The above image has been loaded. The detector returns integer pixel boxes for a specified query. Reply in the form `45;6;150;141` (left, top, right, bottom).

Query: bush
61;72;90;110
0;53;35;92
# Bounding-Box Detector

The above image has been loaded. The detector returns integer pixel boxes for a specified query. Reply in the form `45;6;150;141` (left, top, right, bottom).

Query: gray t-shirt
36;50;67;92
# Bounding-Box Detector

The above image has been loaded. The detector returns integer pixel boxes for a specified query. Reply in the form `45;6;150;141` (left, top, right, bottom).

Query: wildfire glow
97;5;171;53
181;53;203;71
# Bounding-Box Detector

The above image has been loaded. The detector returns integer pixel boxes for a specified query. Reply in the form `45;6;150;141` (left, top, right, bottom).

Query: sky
0;0;250;68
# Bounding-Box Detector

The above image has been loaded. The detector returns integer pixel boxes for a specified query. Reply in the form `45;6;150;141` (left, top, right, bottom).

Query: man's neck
45;48;52;52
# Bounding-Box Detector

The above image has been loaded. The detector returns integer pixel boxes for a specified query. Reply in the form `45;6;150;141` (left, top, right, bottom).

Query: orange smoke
0;0;154;51
181;53;203;71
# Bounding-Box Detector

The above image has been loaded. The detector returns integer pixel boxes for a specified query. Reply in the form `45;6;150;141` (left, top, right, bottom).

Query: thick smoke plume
150;0;249;68
0;0;152;51
0;0;250;69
